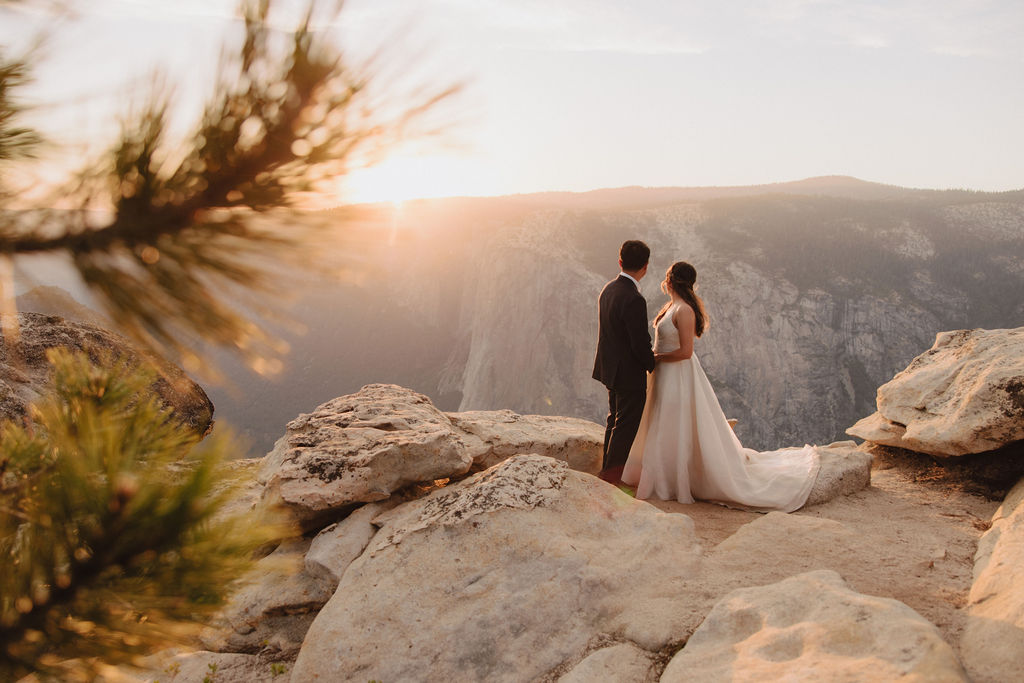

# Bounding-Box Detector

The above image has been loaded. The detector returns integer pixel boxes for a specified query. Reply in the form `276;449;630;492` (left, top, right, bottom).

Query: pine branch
0;0;460;372
0;349;282;679
0;52;41;166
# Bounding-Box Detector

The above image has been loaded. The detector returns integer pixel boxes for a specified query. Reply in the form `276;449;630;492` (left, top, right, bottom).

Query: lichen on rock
370;454;567;554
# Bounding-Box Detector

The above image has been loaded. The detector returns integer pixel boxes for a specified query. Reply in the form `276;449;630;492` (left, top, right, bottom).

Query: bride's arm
655;305;695;363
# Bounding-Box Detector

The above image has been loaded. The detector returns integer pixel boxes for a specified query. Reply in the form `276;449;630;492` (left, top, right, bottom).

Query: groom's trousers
602;386;646;475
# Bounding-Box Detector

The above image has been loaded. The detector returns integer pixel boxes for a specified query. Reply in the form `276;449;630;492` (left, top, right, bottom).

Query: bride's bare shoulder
672;301;695;324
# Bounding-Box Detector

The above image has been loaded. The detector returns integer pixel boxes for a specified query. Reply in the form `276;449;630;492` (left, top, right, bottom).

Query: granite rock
0;312;213;433
290;455;703;681
848;328;1024;457
961;477;1024;682
662;570;967;682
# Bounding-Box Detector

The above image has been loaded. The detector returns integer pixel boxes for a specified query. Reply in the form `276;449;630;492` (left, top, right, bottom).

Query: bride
621;261;820;512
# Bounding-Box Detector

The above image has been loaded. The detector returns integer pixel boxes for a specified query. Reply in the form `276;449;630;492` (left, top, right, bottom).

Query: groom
592;240;656;485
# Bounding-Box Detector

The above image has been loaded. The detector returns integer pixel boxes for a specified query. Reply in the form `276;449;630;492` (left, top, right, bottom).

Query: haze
1;0;1022;204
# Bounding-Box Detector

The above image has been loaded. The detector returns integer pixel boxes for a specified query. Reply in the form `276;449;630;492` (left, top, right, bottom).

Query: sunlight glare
342;154;493;204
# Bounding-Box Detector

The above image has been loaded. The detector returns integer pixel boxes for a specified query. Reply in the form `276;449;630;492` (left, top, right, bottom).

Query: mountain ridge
340;175;1024;212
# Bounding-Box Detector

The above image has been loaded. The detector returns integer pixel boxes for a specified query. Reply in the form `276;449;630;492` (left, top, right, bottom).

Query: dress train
621;305;819;512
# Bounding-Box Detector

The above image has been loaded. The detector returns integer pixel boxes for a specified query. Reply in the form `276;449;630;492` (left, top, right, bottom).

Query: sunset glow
2;0;1023;204
342;154;497;204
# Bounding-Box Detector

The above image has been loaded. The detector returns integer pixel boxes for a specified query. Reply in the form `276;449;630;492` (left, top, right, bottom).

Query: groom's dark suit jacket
592;275;656;392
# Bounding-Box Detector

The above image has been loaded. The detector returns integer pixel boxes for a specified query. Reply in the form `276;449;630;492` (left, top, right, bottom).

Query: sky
2;0;1023;203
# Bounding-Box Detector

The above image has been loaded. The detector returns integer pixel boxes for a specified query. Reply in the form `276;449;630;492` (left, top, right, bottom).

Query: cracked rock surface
259;384;603;525
291;455;702;682
260;384;474;524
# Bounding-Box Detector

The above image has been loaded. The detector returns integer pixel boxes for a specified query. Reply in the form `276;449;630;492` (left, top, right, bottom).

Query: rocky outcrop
259;384;474;525
290;455;704;681
848;328;1024;457
961;478;1024;682
185;341;1022;683
446;409;602;473
186;378;877;682
202;539;333;657
303;500;397;589
803;441;873;507
0;312;213;433
661;570;967;682
280;450;873;682
259;384;603;526
187;448;945;683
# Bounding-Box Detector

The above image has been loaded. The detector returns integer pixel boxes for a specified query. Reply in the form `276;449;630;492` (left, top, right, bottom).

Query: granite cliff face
437;188;1024;450
15;178;1024;454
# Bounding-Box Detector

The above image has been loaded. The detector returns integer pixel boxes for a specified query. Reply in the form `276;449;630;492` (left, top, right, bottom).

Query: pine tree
0;348;279;679
0;0;457;677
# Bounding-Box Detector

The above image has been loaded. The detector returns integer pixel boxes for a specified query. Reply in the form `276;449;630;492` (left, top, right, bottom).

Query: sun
341;154;491;204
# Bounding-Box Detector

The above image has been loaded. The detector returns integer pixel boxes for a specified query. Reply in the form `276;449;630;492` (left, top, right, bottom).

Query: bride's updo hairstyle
655;261;708;337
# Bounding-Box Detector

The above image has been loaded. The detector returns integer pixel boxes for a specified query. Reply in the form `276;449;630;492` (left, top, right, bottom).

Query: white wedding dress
621;303;820;512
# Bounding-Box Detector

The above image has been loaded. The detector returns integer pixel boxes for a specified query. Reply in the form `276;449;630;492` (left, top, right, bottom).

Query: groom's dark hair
619;240;650;271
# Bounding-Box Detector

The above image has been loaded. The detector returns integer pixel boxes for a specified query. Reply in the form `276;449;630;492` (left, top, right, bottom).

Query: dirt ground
642;463;1000;661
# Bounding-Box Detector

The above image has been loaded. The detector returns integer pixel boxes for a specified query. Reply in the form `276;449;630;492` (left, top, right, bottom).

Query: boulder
557;642;656;683
661;570;967;682
803;441;872;507
0;312;213;433
259;384;474;525
304;500;396;590
446;409;602;473
259;385;611;526
961;477;1024;682
203;539;333;657
290;455;703;682
848;328;1024;457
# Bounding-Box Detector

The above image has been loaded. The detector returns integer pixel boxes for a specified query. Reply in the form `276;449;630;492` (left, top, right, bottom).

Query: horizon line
336;175;1024;209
